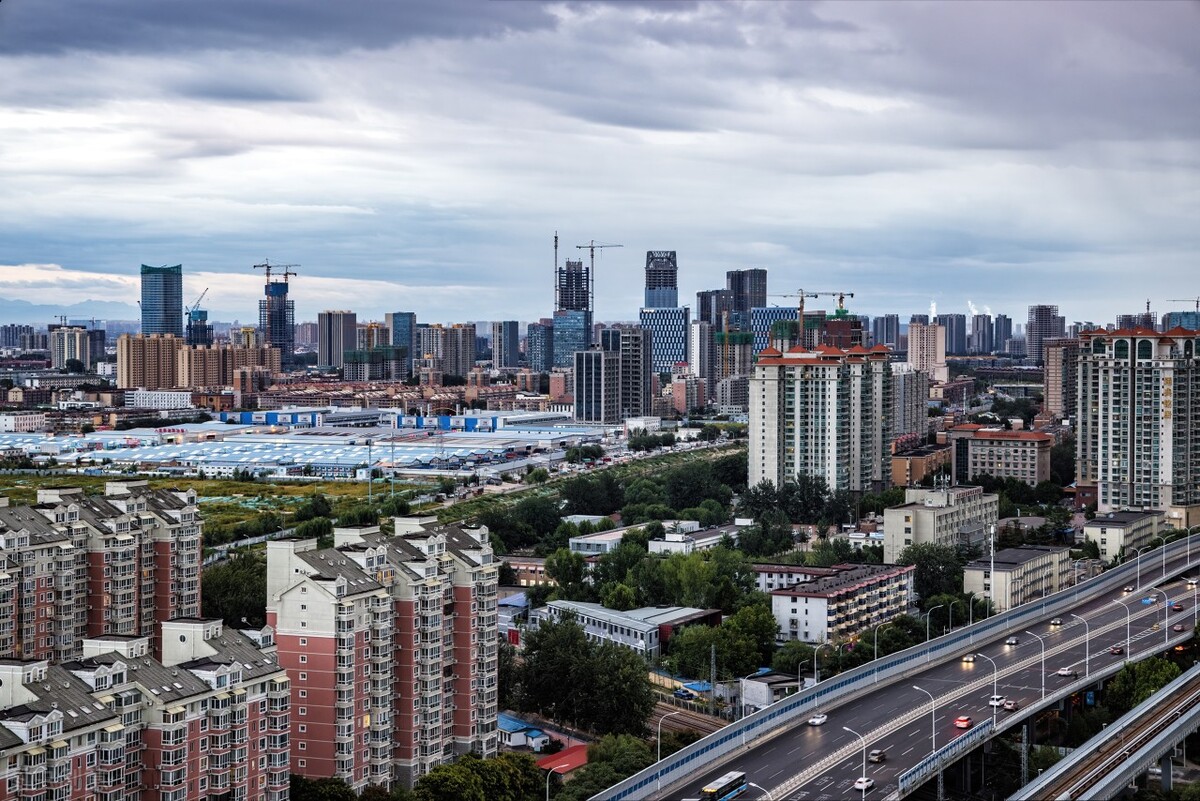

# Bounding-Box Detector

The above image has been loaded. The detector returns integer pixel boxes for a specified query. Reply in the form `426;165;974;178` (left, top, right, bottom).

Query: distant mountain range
0;297;242;327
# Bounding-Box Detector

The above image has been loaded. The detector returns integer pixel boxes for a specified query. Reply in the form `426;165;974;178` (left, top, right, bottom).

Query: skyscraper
552;309;592;368
258;271;296;369
317;310;358;369
1026;304;1065;365
1077;327;1200;519
639;307;690;373
726;269;767;314
935;313;967;355
527;321;554;372
1116;311;1157;330
907;323;949;383
872;314;900;350
644;251;679;308
491;320;520;369
750;306;798;354
1043;337;1079;420
993;314;1014;352
186;308;213;346
696;289;736;326
139;264;183;336
556;258;591;312
385;311;417;378
969;313;993;354
574;346;621;423
600;326;653;418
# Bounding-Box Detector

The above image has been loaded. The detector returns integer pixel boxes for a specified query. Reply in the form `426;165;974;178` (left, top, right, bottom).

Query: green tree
711;451;749;493
725;602;779;667
897;542;964;601
603;583;637;611
1105;657;1181;716
498;640;518;710
290;775;358;801
624;478;667;508
465;753;542;801
772;640;815;677
544;549;590;601
412;760;485;801
201;550;267;628
518;613;593;726
584;643;655;735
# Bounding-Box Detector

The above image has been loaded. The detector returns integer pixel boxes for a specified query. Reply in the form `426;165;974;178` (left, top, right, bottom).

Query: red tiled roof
538;744;588;772
759;346;782;357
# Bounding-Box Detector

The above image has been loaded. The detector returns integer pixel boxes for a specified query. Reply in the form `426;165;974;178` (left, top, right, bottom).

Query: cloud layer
1;0;1197;325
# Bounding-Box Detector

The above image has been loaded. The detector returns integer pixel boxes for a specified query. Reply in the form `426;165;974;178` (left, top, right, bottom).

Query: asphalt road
671;551;1200;800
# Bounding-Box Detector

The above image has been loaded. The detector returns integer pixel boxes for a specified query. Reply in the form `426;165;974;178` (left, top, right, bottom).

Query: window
298;655;307;664
299;638;307;646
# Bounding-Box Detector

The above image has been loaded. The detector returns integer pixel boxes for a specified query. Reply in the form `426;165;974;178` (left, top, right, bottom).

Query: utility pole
710;644;717;717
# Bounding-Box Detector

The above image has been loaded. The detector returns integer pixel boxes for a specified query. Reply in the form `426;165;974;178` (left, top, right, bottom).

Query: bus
700;771;748;801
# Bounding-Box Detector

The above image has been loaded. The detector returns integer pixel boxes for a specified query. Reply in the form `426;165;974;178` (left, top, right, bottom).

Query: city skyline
0;1;1196;324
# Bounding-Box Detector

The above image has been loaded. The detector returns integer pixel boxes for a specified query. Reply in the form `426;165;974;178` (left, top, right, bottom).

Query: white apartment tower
750;344;892;494
907;322;949;383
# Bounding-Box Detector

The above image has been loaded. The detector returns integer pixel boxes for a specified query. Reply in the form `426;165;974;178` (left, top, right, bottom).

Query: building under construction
256;262;296;369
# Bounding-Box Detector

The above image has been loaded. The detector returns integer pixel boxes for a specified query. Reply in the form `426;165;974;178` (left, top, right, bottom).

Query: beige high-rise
116;333;183;389
907;322;949;383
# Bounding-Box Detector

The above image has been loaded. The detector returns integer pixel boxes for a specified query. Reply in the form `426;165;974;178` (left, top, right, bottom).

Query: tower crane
252;260;299;283
575;241;622;311
1167;297;1200;313
187;288;209;315
768;290;855;345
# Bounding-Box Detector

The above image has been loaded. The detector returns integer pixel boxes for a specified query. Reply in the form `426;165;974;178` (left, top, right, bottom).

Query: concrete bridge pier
1160;754;1173;792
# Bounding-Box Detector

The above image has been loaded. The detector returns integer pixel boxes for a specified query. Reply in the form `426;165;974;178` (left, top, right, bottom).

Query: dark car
869;749;886;763
1110;645;1124;655
673;688;696;700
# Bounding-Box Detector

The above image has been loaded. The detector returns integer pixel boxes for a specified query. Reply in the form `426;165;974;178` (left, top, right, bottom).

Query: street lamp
925;604;945;642
912;685;937;752
657;710;684;763
843;725;869;798
545;763;571;801
1024;630;1046;698
1133;545;1151;590
1112;599;1132;664
873;621;887;663
814;642;833;683
1152;587;1170;643
746;782;775;800
976;653;999;726
1151;536;1167;578
948;599;965;633
1070;613;1090;677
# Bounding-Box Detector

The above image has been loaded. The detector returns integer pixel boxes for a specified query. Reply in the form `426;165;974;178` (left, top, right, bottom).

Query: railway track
653;701;729;735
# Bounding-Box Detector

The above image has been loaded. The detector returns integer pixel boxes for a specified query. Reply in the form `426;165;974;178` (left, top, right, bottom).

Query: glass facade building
140;264;183;336
552;309;591;368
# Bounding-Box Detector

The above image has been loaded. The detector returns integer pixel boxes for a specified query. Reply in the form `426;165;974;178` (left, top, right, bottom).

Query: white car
988;695;1005;707
1056;667;1078;678
808;713;828;726
853;777;875;792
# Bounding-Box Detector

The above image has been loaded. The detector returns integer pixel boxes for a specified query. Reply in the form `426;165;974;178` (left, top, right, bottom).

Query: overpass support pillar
1161;755;1173;792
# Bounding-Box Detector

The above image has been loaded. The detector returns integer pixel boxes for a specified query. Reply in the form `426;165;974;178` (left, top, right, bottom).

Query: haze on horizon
0;1;1197;325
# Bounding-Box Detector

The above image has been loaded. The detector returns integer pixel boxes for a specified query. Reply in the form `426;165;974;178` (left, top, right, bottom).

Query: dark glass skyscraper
644;251;678;308
527;322;554;372
556;259;591;312
259;280;296;369
140;264;183;336
385;312;417;378
726;269;767;314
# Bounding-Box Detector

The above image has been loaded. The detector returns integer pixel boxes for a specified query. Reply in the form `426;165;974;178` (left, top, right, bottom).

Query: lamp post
1024;630;1046;698
1152;587;1170;644
926;604;945;642
873;622;887;661
545;763;571;801
966;592;975;626
746;782;775;800
843;725;869;798
657;710;684;763
912;685;936;752
976;653;999;726
814;642;833;683
1070;613;1090;678
1112;600;1132;664
948;599;965;633
738;670;762;719
1151;536;1167;579
366;438;373;505
1133;545;1151;590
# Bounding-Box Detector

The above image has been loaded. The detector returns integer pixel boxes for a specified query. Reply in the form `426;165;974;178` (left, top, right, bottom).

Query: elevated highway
590;535;1200;801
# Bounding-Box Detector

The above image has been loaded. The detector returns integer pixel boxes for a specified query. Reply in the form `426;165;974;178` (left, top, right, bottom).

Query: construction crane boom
575;240;622;311
768;289;856;346
187;288;209;314
252;260;300;283
1167;297;1200;313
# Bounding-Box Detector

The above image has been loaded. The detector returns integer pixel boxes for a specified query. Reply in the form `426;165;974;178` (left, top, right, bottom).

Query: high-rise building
267;519;499;790
527;321;554;372
556;258;591;312
714;330;754;384
889;362;930;443
140;264;184;337
442;324;477;376
356;322;390;351
552;309;592;368
0;324;34;348
177;343;281;387
317;310;358;369
1077;326;1200;522
600;327;653;418
491;320;520;369
639;307;690;373
910;314;930;325
49;326;90;370
1116;311;1157;330
750;306;798;354
342;346;408;381
993;314;1014;353
813;312;866;350
385;311;417;378
872;314;900;350
935;313;967;355
1164;311;1200;330
969;313;993;354
116;333;184;388
1026;304;1065;365
259;274;296;369
644;251;678;308
689;320;715;386
186;308;214;346
907;323;949;383
750;344;892;494
295;320;319;347
696;289;736;326
1043;337;1080;420
727;268;767;314
573;346;621;423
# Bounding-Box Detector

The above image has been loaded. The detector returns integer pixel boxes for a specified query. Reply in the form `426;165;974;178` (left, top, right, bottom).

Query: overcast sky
1;0;1197;326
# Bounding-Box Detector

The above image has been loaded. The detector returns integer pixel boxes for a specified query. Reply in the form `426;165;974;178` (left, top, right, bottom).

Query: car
1123;585;1135;593
1174;624;1186;632
1173;603;1184;611
988;695;1005;707
1189;578;1198;587
954;716;973;729
1056;667;1078;678
673;688;696;700
1003;699;1020;711
961;653;976;663
1050;618;1062;626
808;713;828;726
868;749;886;763
1005;636;1019;645
1144;597;1157;605
1110;645;1125;655
1176;645;1187;652
853;777;875;792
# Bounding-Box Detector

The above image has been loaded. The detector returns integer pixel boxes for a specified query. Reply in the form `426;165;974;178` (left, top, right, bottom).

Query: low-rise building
528;601;721;660
1082;510;1165;563
648;524;740;555
962;545;1071;613
945;425;1053;486
761;563;915;644
882;485;1000;563
741;669;802;715
0;412;46;433
890;444;952;487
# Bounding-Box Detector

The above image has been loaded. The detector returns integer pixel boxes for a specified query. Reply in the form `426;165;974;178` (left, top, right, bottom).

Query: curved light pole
843;725;869;798
1070;613;1090;678
1133;545;1151;590
912;685;937;752
746;782;775;800
1151;536;1167;579
873;622;888;662
657;710;684;763
965;592;976;626
814;642;833;683
546;762;571;801
976;653;999;726
1151;587;1170;644
926;604;946;642
1024;630;1046;698
1112;599;1132;664
948;599;965;633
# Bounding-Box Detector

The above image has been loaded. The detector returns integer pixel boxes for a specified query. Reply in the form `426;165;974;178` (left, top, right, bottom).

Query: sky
1;0;1197;327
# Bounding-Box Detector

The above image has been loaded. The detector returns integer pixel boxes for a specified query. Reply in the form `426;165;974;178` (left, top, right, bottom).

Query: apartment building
907;323;949;383
0;413;46;433
1077;327;1200;526
962;545;1071;613
749;344;892;495
1043;338;1079;420
1081;510;1164;562
266;516;499;789
0;483;202;663
0;620;289;801
528;600;720;660
762;563;915;644
945;425;1053;486
882;486;1000;563
117;334;185;390
177;344;281;387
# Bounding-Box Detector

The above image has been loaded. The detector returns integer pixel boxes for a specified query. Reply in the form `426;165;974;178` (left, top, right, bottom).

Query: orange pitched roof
847;345;871;354
538;744;588;772
759;346;782;357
